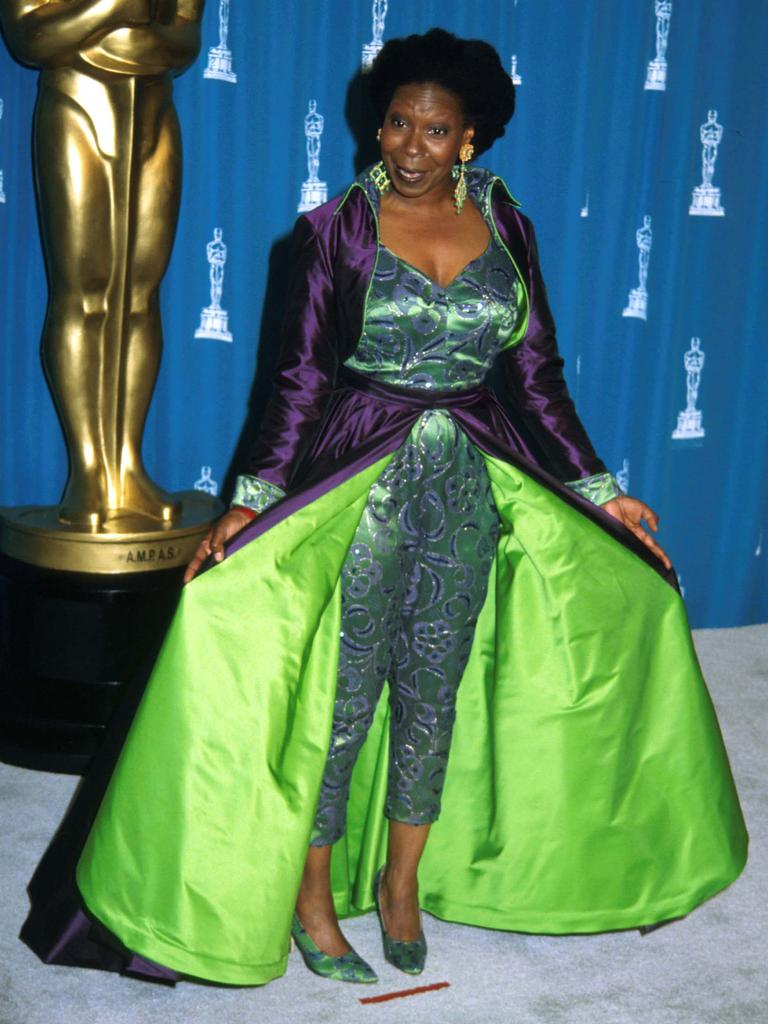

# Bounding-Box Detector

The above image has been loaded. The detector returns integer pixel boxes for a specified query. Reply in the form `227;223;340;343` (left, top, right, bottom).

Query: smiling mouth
394;164;428;182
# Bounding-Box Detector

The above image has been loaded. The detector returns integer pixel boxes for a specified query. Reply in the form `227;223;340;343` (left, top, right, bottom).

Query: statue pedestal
195;304;233;342
298;179;327;212
0;492;222;773
672;407;705;440
361;41;383;69
622;287;648;320
203;44;237;82
689;185;725;217
644;59;668;90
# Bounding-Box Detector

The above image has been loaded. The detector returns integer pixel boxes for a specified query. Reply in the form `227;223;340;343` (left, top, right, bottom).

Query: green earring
453;163;468;215
370;160;391;194
453;142;474;215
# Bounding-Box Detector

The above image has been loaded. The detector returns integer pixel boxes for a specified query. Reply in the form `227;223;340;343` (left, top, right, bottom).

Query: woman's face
379;82;475;201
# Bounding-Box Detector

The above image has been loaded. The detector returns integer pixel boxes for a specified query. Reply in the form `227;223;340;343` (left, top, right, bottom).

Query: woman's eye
429;127;448;136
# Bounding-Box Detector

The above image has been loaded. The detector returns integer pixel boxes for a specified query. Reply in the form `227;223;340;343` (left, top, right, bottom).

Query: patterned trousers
310;411;499;846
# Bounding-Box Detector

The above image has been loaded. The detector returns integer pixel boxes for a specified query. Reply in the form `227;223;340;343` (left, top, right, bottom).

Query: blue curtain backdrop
1;0;766;628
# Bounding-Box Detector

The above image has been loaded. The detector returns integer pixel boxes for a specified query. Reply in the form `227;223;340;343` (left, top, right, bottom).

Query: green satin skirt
76;452;748;985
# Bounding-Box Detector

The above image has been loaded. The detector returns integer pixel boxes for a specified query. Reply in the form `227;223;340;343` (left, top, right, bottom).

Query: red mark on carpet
359;981;450;1004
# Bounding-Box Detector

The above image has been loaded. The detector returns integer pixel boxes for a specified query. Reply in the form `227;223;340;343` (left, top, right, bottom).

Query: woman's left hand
600;496;673;571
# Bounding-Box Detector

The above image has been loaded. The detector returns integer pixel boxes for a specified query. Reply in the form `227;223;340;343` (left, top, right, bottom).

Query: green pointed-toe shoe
291;913;378;984
373;867;427;975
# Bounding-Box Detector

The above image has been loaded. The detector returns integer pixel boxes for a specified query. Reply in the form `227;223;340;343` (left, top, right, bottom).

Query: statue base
622;288;648;320
203;45;237;83
644;60;668;91
361;41;383;70
195;305;233;342
0;556;185;774
0;493;222;772
0;491;221;574
689;186;725;217
298;180;328;213
672;408;705;440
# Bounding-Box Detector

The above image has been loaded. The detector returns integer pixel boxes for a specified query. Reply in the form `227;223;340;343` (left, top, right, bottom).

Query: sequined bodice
343;232;518;390
232;167;622;518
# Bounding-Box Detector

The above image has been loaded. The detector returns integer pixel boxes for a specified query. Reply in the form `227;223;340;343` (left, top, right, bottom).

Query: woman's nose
403;131;421;155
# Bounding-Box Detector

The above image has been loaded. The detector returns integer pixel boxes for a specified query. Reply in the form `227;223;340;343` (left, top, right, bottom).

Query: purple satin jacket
243;167;610;494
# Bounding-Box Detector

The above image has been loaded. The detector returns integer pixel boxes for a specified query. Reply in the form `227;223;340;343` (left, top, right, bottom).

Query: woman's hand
600;496;672;571
183;508;256;584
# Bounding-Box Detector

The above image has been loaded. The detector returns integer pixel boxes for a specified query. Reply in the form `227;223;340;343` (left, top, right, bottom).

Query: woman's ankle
383;862;419;897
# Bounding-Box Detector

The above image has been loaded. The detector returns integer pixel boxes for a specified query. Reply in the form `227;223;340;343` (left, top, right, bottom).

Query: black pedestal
0;554;184;774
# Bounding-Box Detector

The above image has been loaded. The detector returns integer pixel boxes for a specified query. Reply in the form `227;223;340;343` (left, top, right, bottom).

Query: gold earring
370;159;391;193
453;142;474;215
376;127;382;141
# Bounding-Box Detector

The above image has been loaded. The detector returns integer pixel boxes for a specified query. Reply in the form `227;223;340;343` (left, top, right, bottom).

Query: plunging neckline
379;236;494;291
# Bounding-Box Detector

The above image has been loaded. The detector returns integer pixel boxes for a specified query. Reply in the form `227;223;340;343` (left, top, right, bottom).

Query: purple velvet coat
226;169;673;585
245;172;608;486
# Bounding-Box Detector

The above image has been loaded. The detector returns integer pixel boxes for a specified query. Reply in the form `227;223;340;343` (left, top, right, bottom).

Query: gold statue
0;0;205;528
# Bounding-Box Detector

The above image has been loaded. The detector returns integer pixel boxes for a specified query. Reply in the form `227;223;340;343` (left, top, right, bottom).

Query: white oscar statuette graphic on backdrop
509;54;522;85
0;98;5;204
194;466;219;496
689;110;726;216
203;0;237;83
622;215;652;320
616;458;630;494
362;0;388;70
580;192;589;218
298;100;327;213
671;337;706;440
755;530;763;558
645;0;672;91
195;228;234;342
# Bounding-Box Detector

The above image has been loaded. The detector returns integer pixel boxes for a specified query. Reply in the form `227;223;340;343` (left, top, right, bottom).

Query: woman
24;28;747;988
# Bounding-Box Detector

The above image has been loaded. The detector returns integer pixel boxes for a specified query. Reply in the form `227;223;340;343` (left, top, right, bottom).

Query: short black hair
367;27;515;157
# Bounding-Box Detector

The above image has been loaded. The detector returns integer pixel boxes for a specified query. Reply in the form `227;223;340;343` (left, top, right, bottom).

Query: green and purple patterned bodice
343;233;518;390
232;167;622;514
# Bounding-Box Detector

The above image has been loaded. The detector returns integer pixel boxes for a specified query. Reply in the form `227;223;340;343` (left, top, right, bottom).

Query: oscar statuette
0;1;221;770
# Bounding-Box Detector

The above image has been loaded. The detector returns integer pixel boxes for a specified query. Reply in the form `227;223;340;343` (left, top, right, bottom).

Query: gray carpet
1;623;766;1024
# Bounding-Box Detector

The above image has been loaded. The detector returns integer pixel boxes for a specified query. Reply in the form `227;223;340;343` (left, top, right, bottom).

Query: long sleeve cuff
564;471;623;506
231;474;287;514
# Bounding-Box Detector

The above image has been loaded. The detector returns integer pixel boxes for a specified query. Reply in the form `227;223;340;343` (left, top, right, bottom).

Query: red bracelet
231;505;259;521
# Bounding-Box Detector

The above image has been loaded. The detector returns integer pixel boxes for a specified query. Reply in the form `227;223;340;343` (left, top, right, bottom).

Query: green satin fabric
76;452;748;986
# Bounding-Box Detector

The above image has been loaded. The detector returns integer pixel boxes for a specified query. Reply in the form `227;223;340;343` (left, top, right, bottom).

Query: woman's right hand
183;508;256;584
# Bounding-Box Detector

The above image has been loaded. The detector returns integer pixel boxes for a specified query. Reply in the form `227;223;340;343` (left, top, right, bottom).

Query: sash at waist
336;367;492;411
